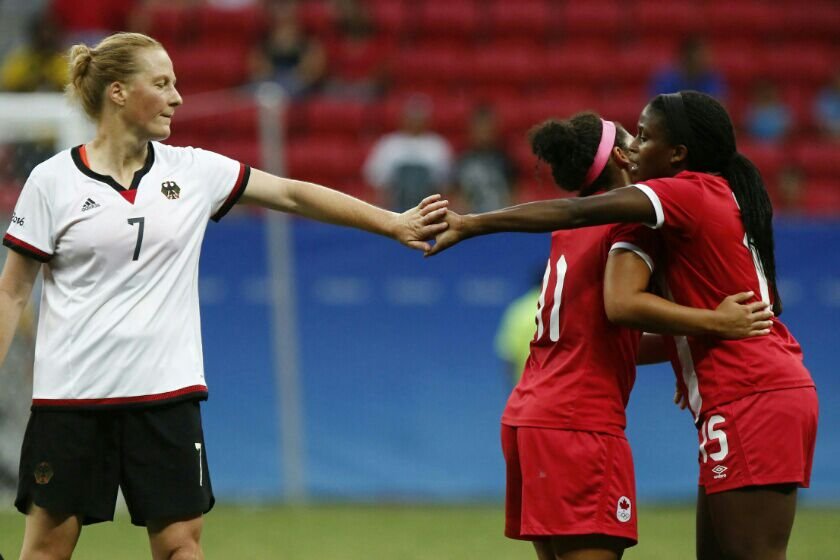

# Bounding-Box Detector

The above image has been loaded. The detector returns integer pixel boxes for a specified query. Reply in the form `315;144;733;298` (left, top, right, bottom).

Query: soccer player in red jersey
430;92;816;560
435;111;771;560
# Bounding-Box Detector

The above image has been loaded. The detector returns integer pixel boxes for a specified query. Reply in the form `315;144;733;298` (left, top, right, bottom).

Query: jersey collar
71;143;155;203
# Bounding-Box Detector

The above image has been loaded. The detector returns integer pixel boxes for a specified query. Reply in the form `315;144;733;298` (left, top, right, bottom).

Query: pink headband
582;119;616;188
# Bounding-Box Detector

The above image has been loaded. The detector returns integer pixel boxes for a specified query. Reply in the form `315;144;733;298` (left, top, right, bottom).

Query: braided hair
651;91;782;314
529;112;627;196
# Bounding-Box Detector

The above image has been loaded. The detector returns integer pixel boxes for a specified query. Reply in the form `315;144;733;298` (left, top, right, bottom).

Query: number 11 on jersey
535;255;568;343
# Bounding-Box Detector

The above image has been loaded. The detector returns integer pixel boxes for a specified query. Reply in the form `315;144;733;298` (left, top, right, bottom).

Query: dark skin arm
426;186;655;256
604;249;773;339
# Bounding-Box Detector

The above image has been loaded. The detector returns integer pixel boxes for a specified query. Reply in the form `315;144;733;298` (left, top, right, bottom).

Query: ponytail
725;153;782;314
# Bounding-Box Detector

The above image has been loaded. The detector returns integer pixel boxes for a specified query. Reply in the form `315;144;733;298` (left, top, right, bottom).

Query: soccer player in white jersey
0;32;448;559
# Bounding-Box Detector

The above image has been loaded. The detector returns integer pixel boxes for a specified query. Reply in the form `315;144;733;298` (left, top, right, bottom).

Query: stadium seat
543;42;613;87
415;0;481;39
299;98;374;136
367;0;411;38
138;5;198;48
487;0;554;40
391;44;471;91
738;141;785;182
196;5;266;47
706;1;785;37
559;1;623;38
286;136;367;185
170;46;251;94
297;0;335;36
801;180;840;214
763;45;836;86
635;0;706;37
470;42;545;88
777;1;840;38
793;140;840;179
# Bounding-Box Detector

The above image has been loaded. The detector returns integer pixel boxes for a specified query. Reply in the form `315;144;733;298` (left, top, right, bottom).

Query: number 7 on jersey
127;217;145;261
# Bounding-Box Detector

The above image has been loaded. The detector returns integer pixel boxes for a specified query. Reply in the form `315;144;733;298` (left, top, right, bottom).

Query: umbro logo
712;465;728;479
81;198;100;212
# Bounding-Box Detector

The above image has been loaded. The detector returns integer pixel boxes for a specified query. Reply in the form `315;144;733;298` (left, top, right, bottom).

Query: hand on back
713;291;774;339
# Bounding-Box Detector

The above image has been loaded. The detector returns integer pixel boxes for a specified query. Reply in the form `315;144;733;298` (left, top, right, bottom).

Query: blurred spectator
774;165;806;214
494;268;542;386
363;95;453;211
250;0;327;98
50;0;136;44
650;37;726;99
1;15;67;92
454;106;516;212
744;80;792;143
814;71;840;138
323;0;391;99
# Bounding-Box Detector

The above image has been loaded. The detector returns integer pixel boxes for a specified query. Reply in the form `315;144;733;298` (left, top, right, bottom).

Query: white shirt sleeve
191;148;251;222
3;175;55;261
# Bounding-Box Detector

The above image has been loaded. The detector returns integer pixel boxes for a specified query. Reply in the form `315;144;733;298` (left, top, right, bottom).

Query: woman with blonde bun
0;32;447;559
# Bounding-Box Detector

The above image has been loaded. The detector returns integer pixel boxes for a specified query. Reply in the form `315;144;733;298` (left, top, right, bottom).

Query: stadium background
0;0;838;558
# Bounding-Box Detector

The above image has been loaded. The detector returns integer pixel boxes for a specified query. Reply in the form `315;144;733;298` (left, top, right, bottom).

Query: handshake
391;194;471;257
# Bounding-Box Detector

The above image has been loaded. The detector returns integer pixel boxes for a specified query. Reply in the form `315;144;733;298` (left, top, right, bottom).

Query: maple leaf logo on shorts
616;496;632;523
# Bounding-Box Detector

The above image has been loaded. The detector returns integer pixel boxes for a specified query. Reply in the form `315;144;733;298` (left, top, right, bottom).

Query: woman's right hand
713;291;774;339
425;211;468;257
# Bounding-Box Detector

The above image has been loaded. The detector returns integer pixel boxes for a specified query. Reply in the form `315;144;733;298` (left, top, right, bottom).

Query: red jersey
618;171;814;420
502;223;655;436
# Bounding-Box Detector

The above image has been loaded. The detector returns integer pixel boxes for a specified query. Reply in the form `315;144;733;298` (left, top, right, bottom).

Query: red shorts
697;386;818;494
501;424;637;545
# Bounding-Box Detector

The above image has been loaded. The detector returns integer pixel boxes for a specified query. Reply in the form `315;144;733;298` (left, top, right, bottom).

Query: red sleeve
632;175;703;234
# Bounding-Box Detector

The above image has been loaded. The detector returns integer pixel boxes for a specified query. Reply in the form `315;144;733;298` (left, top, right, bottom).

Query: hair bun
68;44;94;79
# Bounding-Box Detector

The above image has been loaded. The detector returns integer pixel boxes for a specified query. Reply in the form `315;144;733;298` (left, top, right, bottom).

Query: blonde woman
0;32;447;559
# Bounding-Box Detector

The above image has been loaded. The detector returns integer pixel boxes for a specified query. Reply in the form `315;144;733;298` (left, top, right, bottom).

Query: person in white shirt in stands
0;32;448;560
363;94;453;211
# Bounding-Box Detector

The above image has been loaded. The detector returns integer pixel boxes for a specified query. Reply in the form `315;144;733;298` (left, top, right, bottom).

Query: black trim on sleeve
212;164;251;222
71;143;155;196
3;234;51;262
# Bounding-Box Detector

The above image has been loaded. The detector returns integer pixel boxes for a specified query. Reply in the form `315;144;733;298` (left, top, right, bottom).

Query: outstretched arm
241;168;448;252
427;186;655;256
603;249;773;338
0;250;40;368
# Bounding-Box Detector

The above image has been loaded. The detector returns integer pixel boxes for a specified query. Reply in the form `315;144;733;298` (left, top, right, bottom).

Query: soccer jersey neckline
71;143;156;201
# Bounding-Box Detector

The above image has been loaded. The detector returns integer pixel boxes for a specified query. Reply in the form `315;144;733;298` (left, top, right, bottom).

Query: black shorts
15;399;214;526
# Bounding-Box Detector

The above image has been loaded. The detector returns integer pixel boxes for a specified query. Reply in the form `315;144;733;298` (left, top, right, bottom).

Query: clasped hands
392;194;466;256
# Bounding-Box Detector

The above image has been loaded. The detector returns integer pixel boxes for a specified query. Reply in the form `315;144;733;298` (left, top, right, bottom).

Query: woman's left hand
391;194;449;252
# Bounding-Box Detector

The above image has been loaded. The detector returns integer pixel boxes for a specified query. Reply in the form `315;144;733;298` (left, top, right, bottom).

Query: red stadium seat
559;1;623;38
415;0;481;39
297;0;335;36
793;140;840;179
138;5;198;48
298;98;374;136
470;42;545;88
196;5;266;47
286;136;367;184
762;44;836;86
613;41;677;88
367;0;411;38
706;1;785;37
543;42;613;87
802;180;840;214
711;42;763;88
526;90;601;126
738;141;785;182
170;46;251;94
376;93;471;136
487;0;554;39
391;44;470;90
777;1;840;39
635;1;706;37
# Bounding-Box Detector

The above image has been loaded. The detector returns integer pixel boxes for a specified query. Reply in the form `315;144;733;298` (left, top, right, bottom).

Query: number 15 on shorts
699;415;729;464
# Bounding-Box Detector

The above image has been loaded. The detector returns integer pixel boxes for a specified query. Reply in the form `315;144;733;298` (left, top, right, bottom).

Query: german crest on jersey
616;496;632;522
161;180;180;200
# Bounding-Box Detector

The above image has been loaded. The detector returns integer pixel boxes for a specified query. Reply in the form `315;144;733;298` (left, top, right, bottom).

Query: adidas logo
81;198;100;212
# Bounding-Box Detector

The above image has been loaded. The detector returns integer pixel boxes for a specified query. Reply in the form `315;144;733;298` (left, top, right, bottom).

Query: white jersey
3;142;250;408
